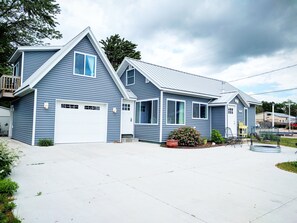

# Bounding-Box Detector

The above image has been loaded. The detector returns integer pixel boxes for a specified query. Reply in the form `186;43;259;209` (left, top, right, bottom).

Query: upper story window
13;62;20;77
192;102;208;119
126;69;135;86
74;52;96;77
167;99;185;125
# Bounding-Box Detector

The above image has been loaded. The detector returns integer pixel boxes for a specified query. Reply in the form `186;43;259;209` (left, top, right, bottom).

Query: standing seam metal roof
120;58;259;105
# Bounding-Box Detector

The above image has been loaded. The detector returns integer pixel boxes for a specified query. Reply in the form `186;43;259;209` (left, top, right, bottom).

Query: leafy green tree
0;0;62;75
100;34;141;70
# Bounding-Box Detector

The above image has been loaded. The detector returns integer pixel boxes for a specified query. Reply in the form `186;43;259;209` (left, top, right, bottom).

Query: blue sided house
3;27;260;146
117;58;260;143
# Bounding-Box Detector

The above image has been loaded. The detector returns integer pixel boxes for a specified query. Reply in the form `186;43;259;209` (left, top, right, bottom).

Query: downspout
159;91;163;142
32;88;37;146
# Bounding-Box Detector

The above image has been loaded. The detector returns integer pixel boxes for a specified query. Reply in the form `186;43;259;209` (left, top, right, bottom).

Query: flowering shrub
211;129;225;144
168;127;202;147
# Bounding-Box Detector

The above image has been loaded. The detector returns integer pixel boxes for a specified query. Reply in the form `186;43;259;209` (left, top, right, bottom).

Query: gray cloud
121;0;297;65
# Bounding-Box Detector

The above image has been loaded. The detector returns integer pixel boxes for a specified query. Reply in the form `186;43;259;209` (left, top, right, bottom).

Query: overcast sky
49;0;297;103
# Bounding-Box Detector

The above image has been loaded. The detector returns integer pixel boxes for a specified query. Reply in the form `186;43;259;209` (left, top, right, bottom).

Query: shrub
211;129;225;144
0;141;19;179
168;127;202;147
38;138;54;147
0;178;19;196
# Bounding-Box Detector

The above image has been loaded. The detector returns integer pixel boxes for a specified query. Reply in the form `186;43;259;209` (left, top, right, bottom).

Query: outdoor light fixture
44;102;49;110
112;107;117;113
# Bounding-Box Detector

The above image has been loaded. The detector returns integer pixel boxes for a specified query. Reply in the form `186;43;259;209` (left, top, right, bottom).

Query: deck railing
0;75;21;94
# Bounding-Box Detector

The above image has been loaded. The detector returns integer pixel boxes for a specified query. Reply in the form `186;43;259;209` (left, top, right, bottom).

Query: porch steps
121;134;139;143
121;138;139;143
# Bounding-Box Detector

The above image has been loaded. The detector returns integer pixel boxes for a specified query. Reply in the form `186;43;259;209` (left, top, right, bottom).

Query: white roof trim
9;46;62;63
14;27;129;99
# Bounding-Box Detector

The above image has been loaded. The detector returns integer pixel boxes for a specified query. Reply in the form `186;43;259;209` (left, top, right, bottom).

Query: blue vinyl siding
23;51;57;82
12;92;34;145
121;69;160;142
248;105;256;132
162;93;211;141
34;36;122;144
211;106;226;137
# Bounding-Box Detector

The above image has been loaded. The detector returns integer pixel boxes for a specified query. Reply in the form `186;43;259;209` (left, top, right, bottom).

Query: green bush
211;129;225;144
0;194;21;223
0;141;19;179
168;127;202;147
0;178;19;196
38;138;54;147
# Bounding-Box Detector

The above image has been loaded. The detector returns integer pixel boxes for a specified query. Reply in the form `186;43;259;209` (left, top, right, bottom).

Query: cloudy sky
49;0;297;103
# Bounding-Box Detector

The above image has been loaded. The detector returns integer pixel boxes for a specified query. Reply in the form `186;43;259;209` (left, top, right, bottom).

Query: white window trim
135;98;159;125
192;101;208;120
244;107;248;126
126;68;135;86
73;51;97;78
166;98;186;125
13;62;20;77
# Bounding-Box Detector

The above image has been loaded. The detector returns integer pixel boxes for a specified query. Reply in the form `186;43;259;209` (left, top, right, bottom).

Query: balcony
0;75;21;98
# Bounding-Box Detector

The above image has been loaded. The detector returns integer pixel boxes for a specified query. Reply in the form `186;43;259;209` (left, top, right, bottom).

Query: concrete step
121;138;139;143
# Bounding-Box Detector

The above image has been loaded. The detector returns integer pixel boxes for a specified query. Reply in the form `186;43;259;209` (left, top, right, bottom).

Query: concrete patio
7;139;297;223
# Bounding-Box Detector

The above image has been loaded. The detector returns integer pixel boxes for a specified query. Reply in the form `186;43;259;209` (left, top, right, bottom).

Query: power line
250;87;297;95
229;63;297;82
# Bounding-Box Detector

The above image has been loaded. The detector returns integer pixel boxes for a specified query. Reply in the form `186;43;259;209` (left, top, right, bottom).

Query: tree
100;34;141;70
0;0;62;75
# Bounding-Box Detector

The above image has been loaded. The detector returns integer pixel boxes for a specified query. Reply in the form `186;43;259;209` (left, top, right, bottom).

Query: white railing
0;75;21;93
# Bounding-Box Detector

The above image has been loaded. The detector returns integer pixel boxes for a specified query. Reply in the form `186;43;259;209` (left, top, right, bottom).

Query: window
244;108;248;125
192;102;208;119
167;99;185;125
228;108;234;114
74;52;96;77
84;105;100;110
61;104;79;109
126;69;135;86
13;62;20;77
135;99;158;124
122;104;130;111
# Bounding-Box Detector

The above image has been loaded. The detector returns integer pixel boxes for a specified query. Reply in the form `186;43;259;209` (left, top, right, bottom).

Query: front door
227;104;237;136
121;100;134;135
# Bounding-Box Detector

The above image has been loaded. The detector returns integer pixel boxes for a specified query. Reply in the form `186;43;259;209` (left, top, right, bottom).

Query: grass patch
279;138;297;148
276;161;297;174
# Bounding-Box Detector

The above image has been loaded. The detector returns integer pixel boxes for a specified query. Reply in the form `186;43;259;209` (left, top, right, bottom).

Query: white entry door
55;100;108;143
227;104;237;136
121;100;134;135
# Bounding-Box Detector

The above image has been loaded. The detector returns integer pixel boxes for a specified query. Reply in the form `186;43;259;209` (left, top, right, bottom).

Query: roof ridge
126;57;225;83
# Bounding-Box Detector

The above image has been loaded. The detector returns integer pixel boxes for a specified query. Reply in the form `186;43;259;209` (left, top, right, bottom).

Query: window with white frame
126;69;135;86
167;99;185;125
192;102;208;119
135;99;158;124
13;62;20;77
74;52;96;77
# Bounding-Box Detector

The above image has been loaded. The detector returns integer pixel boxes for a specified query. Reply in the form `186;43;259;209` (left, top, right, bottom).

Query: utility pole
289;100;291;131
272;102;275;128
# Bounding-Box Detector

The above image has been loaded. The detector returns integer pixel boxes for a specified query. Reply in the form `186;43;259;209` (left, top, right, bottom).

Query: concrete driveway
8;139;297;223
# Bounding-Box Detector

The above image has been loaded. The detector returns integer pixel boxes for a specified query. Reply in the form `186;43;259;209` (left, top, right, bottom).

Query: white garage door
55;100;108;143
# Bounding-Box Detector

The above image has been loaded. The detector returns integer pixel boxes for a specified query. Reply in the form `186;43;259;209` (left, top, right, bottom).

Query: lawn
276;161;297;174
279;137;297;148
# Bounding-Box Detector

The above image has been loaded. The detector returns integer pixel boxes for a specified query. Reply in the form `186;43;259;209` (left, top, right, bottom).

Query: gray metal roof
209;92;238;105
118;58;260;105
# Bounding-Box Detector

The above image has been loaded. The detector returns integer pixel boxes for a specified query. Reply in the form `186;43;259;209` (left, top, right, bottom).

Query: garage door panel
55;101;107;143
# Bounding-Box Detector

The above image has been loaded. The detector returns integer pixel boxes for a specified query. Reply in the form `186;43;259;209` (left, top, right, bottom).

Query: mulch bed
161;142;226;149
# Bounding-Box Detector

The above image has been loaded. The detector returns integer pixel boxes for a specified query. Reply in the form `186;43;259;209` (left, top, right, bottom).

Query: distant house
4;27;260;146
256;112;296;125
117;58;260;142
